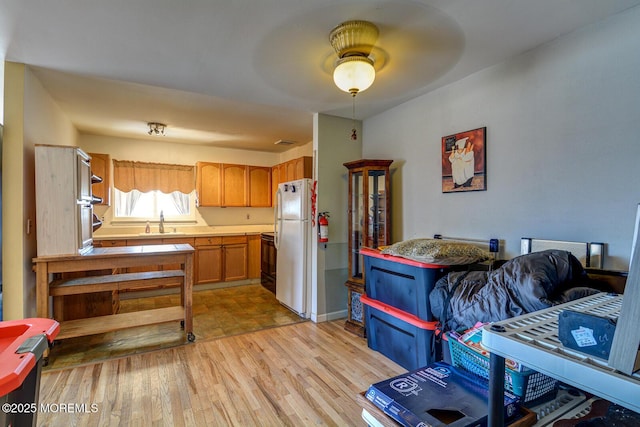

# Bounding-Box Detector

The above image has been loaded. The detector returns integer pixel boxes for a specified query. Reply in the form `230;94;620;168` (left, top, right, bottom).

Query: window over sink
112;160;196;222
114;189;196;220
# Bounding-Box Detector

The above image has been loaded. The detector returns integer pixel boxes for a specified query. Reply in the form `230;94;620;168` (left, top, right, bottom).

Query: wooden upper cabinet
88;152;111;206
221;163;248;207
271;164;281;204
248;166;272;207
285;160;297;182
277;162;287;180
282;156;313;183
294;156;312;180
197;161;274;207
196;162;222;207
270;156;313;203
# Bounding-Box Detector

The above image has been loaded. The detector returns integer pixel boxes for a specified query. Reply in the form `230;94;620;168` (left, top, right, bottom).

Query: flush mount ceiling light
147;122;166;136
329;20;379;96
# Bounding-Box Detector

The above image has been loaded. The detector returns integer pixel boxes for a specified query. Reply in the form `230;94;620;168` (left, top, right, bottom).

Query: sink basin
138;231;186;236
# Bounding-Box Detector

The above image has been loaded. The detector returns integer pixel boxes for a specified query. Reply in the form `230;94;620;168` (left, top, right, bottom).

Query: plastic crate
448;333;558;405
529;388;587;426
1;318;60;427
362;247;448;320
362;295;439;371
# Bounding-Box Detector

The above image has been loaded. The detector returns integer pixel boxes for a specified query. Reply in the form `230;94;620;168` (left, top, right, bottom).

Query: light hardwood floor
38;320;405;426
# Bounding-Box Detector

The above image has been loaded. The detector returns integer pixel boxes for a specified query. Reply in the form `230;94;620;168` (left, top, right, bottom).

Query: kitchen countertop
93;224;274;240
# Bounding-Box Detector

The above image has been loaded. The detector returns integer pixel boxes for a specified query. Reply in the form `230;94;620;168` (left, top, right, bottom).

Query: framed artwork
441;127;486;193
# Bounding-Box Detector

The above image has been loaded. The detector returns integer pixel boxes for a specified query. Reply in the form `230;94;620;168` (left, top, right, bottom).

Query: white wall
312;113;362;321
278;141;313;164
2;62;77;319
363;7;640;271
0;60;4;124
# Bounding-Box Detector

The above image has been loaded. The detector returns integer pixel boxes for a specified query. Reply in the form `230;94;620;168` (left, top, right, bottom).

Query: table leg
489;352;506;427
35;263;50;318
183;253;194;336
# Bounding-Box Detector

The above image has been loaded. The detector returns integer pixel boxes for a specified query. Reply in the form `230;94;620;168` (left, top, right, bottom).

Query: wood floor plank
38;320;405;426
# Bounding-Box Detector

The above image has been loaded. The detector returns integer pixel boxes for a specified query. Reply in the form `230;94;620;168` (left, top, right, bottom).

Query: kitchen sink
138;231;186;236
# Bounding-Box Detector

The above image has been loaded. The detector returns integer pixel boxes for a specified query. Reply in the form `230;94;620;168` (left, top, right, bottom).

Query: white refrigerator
274;179;312;318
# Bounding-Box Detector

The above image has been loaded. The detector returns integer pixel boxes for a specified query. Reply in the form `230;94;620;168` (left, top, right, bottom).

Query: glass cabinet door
366;170;387;249
350;170;364;280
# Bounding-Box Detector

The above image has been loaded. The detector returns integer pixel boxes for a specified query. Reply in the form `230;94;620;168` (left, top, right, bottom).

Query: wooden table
33;244;195;342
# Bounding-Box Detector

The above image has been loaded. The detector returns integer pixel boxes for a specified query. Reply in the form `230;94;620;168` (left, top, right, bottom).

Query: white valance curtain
113;160;195;217
113;160;195;194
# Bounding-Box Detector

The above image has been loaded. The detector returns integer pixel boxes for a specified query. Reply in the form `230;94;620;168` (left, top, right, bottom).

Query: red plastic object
360;295;439;330
0;318;60;396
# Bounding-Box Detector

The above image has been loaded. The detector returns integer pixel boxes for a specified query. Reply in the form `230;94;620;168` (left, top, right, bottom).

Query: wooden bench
49;270;185;296
48;270;188;340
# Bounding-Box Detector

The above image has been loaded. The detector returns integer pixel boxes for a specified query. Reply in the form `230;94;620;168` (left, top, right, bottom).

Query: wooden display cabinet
344;159;393;337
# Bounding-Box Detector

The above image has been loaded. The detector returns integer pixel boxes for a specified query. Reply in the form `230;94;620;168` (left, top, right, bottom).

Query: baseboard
313;309;348;323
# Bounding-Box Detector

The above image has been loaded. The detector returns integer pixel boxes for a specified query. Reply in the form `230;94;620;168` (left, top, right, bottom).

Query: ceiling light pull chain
351;93;357;141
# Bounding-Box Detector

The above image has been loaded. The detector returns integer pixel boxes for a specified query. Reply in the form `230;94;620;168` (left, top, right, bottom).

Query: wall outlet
246;213;250;220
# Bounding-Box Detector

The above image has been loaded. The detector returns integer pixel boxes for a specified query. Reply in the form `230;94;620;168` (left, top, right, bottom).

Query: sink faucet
159;210;165;234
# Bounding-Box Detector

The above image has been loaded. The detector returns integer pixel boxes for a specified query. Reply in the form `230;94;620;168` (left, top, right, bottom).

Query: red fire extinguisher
318;212;329;243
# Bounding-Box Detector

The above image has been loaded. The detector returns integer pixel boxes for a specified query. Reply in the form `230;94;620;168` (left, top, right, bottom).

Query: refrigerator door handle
274;187;282;250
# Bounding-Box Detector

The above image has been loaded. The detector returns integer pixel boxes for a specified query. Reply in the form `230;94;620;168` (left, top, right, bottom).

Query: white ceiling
2;0;639;152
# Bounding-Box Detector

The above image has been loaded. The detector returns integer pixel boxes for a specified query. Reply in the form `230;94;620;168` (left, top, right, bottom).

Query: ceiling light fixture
329;20;378;96
147;122;166;136
329;20;379;140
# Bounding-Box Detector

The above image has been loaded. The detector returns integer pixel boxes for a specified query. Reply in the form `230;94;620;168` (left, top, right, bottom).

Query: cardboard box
365;362;519;427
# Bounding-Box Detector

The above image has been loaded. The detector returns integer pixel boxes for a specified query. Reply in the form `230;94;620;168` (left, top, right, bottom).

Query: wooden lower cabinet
196;246;224;283
195;237;223;284
223;242;248;282
194;235;249;284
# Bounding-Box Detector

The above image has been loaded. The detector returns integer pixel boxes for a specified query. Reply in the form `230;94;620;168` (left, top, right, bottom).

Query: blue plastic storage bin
361;247;448;321
362;295;438;371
